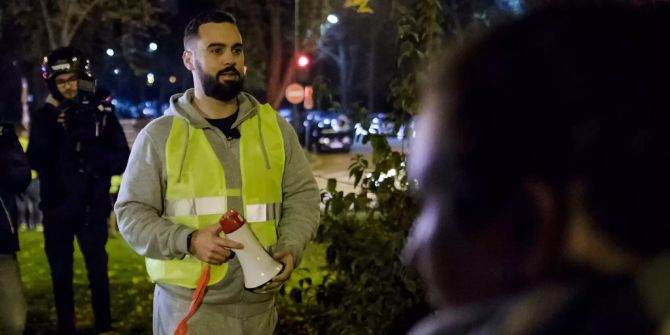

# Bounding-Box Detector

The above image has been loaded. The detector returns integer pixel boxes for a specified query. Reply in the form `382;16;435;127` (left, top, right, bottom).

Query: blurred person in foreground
406;3;670;335
28;47;129;334
0;56;30;335
115;10;319;335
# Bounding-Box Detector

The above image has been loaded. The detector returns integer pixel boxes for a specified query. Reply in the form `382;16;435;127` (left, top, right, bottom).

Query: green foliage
277;132;429;334
390;0;443;118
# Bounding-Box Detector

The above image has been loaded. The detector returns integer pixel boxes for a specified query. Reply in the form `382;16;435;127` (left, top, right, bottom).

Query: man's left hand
264;251;294;290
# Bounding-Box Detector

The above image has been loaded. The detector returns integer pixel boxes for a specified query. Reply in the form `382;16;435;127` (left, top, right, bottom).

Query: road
309;138;406;194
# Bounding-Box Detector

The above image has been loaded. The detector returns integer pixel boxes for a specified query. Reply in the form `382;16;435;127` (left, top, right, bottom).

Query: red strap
173;265;211;335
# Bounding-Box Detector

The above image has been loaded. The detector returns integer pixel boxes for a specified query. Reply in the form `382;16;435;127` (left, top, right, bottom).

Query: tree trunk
266;0;285;108
338;42;348;113
367;29;377;114
39;0;57;49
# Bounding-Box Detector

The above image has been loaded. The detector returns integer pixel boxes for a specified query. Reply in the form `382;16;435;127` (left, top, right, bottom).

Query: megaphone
219;209;284;289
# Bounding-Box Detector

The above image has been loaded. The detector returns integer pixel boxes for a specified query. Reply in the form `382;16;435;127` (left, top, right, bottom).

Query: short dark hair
183;10;237;49
422;4;670;256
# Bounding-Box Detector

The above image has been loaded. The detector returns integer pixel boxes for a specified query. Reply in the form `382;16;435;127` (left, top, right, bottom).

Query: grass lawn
17;230;326;334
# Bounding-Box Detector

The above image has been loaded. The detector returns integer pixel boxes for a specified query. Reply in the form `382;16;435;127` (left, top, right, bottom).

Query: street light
169;75;177;84
149;42;158;52
327;14;339;24
113;68;120;75
106;48;115;57
147;72;155;85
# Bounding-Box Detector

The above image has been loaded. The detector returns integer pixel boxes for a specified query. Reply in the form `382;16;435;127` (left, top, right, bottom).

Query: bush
277;134;429;334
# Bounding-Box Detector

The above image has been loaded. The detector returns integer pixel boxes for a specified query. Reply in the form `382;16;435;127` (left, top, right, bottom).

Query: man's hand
263;251;294;290
189;224;244;265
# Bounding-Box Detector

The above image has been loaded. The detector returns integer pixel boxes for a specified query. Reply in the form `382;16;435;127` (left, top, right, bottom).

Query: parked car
302;111;354;153
354;112;415;141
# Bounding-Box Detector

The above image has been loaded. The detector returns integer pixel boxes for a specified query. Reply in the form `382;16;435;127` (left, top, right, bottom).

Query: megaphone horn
219;209;284;289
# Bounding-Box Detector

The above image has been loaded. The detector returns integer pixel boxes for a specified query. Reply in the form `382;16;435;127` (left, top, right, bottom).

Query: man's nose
221;50;236;66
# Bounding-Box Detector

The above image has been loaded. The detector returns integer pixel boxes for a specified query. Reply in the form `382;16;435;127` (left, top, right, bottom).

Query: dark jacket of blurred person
407;3;670;335
0;56;30;335
27;46;129;334
0;124;30;254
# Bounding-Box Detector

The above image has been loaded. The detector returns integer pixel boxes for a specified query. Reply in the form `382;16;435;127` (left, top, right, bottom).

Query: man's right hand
189;224;244;265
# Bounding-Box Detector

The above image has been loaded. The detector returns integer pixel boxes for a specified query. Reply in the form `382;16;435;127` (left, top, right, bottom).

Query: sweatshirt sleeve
114;125;194;260
274;115;320;266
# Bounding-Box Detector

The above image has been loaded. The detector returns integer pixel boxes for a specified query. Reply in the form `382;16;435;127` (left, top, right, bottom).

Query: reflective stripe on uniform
164;196;227;217
244;203;282;223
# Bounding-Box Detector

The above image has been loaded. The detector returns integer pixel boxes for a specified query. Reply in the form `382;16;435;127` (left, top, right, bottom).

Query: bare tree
1;0;163;104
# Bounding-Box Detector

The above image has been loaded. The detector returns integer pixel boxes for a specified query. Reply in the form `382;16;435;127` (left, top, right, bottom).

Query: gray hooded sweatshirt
115;89;319;317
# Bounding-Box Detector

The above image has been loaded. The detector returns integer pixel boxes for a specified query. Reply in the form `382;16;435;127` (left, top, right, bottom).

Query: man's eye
210;48;223;54
233;48;242;54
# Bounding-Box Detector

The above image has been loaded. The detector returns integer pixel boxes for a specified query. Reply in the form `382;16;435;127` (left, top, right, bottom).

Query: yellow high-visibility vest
146;104;285;288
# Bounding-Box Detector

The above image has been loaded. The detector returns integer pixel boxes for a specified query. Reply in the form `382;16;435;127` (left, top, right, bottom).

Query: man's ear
523;179;565;278
183;50;194;71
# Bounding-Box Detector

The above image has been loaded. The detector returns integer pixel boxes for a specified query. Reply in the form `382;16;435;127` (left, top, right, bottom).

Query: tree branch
59;0;78;46
64;0;103;45
318;44;340;64
39;0;57;49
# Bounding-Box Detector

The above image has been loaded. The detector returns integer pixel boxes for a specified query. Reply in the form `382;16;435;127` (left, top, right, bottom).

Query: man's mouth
218;70;239;80
219;73;238;79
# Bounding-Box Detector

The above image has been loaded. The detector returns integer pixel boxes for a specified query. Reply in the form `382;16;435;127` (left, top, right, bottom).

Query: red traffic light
297;55;310;68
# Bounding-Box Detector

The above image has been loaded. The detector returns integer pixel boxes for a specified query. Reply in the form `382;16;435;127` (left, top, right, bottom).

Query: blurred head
408;4;670;308
0;56;22;124
41;46;92;101
183;10;245;102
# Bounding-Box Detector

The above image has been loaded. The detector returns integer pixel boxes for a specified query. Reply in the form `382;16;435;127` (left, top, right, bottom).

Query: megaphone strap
173;265;211;335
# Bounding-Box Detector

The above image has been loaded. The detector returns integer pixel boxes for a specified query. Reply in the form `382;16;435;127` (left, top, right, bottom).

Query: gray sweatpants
153;285;277;335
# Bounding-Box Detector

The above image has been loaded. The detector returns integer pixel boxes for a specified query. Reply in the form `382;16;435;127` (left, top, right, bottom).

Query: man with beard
115;10;319;335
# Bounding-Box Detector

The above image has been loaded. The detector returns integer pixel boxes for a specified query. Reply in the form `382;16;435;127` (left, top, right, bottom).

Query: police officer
27;47;130;334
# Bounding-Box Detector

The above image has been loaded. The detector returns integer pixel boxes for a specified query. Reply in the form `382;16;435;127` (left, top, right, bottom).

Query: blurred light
149;42;158;52
147;73;155;85
342;136;351;144
297;55;310;68
324;119;331;125
327;14;339;24
169;75;177;84
106;48;115;57
112;99;118;105
319;138;331;145
113;68;120;75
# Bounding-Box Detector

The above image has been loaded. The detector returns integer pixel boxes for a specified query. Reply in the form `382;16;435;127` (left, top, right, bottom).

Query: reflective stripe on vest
145;104;285;288
163;199;281;221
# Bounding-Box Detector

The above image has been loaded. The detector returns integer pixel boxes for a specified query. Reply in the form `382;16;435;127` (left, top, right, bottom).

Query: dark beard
196;62;244;102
